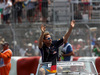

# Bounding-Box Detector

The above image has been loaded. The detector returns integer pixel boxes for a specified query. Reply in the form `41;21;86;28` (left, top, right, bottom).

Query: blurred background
0;0;100;57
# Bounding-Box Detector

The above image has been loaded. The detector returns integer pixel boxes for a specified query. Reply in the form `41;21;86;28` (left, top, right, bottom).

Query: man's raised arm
63;20;75;43
38;24;46;48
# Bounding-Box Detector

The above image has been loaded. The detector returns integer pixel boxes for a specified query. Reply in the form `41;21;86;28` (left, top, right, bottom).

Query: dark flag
46;58;57;73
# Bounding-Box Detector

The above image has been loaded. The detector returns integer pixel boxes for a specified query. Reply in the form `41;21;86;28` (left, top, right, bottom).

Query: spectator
91;33;97;49
38;0;42;21
14;1;23;23
82;0;93;20
32;40;40;56
26;1;37;22
0;42;12;75
11;0;17;23
93;2;100;10
32;0;43;22
0;0;4;8
41;0;51;23
93;41;100;56
3;0;12;25
0;0;4;24
25;43;34;57
61;42;75;61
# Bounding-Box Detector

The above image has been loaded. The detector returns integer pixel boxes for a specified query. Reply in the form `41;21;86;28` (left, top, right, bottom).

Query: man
3;0;12;24
25;43;34;57
42;0;51;23
93;41;100;56
0;42;12;75
38;20;75;75
61;42;75;61
26;1;37;22
32;40;40;56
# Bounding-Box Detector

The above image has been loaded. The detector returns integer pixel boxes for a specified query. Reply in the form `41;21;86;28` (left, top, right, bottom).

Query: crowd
0;26;100;57
0;35;40;56
0;0;100;75
0;0;100;57
73;0;93;20
72;0;100;21
0;0;100;25
19;41;40;56
0;0;51;25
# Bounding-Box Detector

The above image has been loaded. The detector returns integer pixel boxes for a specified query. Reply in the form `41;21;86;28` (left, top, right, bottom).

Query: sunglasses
45;37;52;40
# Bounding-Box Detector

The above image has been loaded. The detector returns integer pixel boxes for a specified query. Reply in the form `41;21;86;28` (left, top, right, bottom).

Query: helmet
1;42;9;46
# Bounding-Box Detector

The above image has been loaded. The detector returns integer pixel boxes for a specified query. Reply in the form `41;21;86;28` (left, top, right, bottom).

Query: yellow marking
46;69;57;73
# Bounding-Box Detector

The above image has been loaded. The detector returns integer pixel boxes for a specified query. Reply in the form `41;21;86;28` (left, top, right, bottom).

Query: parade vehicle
36;61;98;75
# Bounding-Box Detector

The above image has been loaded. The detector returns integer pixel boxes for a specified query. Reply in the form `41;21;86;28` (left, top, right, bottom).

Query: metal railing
0;1;70;25
0;0;100;25
71;0;100;23
0;0;100;56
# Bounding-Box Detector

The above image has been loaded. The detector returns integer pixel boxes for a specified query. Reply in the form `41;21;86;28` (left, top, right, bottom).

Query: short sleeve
8;1;12;6
93;48;97;52
54;38;63;47
65;44;73;54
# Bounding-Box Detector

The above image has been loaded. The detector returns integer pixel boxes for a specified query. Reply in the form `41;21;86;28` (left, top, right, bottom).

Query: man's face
43;35;52;44
28;46;32;50
2;44;9;50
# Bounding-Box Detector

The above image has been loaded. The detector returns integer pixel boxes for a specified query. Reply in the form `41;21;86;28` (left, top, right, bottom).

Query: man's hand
41;24;46;33
70;20;75;28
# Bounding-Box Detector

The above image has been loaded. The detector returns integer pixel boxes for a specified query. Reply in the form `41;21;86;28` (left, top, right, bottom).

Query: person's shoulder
93;48;97;50
64;43;72;48
53;38;63;42
3;49;12;54
68;43;71;46
52;40;58;45
52;40;56;43
8;49;12;53
65;42;71;46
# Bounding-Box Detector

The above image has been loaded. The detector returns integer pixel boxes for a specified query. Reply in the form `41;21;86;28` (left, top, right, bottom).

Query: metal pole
10;25;16;56
71;2;74;20
53;0;56;25
85;24;92;56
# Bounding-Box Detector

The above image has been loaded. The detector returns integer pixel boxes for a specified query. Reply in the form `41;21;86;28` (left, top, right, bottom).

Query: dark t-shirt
25;49;34;56
93;48;100;56
15;2;23;11
39;38;63;62
12;0;15;5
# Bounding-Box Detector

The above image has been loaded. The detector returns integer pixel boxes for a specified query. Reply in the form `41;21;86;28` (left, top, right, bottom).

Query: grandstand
0;0;100;57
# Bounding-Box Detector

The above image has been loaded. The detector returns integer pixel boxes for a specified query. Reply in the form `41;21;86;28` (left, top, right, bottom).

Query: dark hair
43;32;50;39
